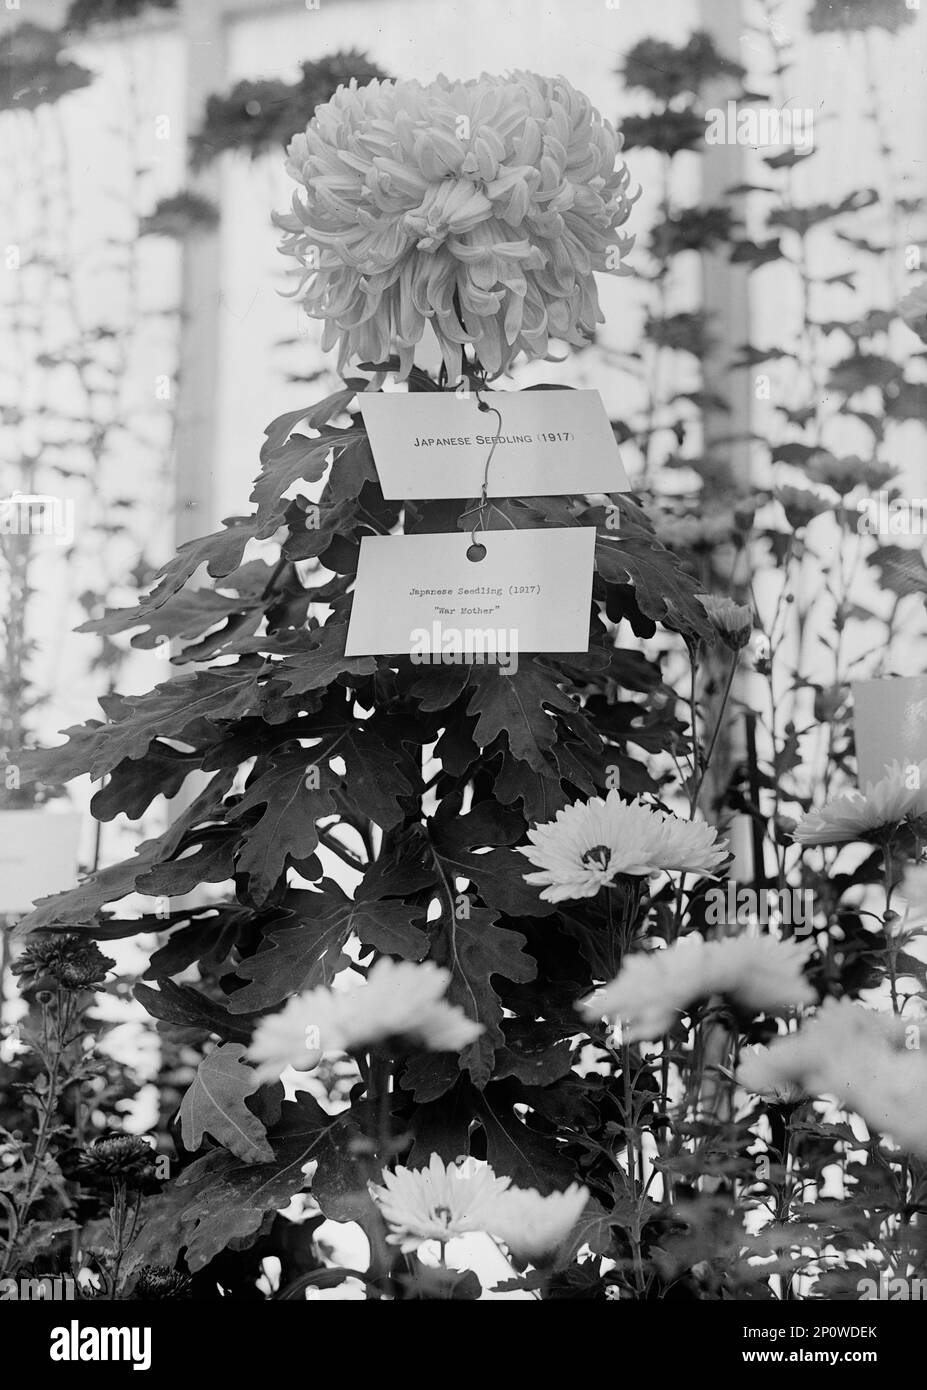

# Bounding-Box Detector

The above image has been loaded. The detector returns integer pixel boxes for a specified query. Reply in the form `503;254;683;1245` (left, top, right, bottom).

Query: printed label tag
345;527;596;657
358;389;629;499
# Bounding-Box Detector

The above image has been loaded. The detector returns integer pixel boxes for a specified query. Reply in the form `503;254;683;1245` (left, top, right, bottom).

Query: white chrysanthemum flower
247;988;337;1083
736;1043;806;1104
746;999;927;1155
518;789;727;902
898;281;927;343
578;934;815;1042
485;1182;589;1265
335;958;483;1051
369;1154;511;1251
247;959;482;1081
793;760;927;846
276;73;635;379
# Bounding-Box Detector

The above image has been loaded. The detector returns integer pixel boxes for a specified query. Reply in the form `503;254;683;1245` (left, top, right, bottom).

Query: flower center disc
581;844;612;871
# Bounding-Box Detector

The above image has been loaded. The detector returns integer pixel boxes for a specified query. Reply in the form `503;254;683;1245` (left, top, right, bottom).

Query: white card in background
0;810;82;915
853;676;927;786
358;389;629;499
345;527;596;656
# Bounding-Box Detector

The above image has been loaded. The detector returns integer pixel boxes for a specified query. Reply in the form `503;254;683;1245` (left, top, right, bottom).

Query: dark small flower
697;594;754;652
134;1266;192;1299
773;481;833;531
12;934;114;994
805;451;894;497
76;1135;158;1188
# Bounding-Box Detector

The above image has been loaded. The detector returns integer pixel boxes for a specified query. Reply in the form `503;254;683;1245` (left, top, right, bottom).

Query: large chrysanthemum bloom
370;1154;512;1251
792;760;927;846
578;934;815;1042
485;1183;589;1265
276;73;635;379
739;1000;927;1156
518;789;727;902
334;958;483;1052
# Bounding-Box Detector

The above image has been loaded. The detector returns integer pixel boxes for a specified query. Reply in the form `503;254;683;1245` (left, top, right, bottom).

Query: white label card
358;389;629;500
0;810;82;915
853;675;927;786
345;527;596;657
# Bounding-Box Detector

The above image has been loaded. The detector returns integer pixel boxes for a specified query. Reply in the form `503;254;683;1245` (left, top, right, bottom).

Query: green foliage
190;54;392;168
13;366;707;1291
65;0;176;30
0;23;93;111
808;0;917;34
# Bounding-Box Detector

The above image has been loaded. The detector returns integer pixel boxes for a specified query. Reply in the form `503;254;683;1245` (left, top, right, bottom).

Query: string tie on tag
461;389;502;562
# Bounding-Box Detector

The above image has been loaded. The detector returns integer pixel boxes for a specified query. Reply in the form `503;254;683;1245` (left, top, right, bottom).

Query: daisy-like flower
793;760;927;846
276;73;635;379
247;960;482;1082
898;282;927;343
334;958;483;1052
578;934;815;1042
518;789;727;903
773;480;834;530
697;594;753;651
804;451;894;498
742;999;927;1156
369;1154;511;1251
247;987;335;1084
484;1182;589;1265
